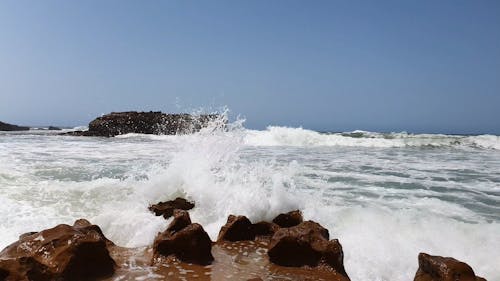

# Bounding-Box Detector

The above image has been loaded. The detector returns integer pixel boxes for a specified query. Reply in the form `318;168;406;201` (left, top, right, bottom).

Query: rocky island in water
0;121;29;131
63;111;223;137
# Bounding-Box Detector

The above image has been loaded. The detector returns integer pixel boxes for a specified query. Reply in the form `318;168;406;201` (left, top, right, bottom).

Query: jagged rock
17;232;37;240
272;210;303;228
252;221;280;237
414;253;487;281
148;197;195;219
267;221;348;279
0;220;115;281
166;210;192;234
62;111;222;137
0;121;29;131
47;126;61;130
153;223;214;265
217;215;255;242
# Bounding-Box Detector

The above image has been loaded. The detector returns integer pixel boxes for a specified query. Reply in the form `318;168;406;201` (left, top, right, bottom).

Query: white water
0;122;499;280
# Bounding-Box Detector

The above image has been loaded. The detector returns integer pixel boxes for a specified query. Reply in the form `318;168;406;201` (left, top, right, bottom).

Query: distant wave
243;126;500;150
71;119;500;150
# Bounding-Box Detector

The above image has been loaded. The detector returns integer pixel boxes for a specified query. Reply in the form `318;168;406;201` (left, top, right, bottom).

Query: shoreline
0;198;487;281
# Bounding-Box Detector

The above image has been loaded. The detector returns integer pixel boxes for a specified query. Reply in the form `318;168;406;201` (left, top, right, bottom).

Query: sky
0;1;499;134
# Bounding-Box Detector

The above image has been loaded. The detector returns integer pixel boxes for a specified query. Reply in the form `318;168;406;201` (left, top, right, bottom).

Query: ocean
0;120;499;280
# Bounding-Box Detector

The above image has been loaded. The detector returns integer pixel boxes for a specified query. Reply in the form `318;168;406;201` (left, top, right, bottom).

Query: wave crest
244;126;500;150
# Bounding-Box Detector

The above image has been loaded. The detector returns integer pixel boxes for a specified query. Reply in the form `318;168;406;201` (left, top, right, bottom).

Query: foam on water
244;126;500;149
0;118;499;280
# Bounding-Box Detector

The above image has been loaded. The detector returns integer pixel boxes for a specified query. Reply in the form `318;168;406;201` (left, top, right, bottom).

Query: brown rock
148;197;195;219
267;221;348;279
17;232;37;240
414;253;487;281
0;220;115;281
153;223;213;265
166;209;192;234
252;221;280;237
0;267;9;280
272;210;303;228
73;218;115;246
217;215;255;242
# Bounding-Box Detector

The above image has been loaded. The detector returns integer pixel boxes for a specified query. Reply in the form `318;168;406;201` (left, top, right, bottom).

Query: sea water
0;120;499;280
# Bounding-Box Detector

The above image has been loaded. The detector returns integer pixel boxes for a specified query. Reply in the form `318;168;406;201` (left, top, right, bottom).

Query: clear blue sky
1;1;499;134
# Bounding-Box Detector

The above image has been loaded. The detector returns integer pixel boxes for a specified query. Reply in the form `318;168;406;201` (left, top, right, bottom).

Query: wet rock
47;126;61;130
17;232;37;240
268;221;348;279
0;268;8;280
0;121;29;131
73;219;115;246
62;111;222;137
153;223;214;265
218;215;255;242
272;210;303;228
252;221;280;238
414;253;487;281
148;197;195;219
166;209;192;234
0;220;115;281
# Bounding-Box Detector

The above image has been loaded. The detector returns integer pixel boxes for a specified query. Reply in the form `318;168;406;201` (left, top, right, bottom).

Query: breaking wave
244;127;500;150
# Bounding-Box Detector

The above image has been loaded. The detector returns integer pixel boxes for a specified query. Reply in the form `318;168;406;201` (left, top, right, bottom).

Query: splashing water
0;115;499;280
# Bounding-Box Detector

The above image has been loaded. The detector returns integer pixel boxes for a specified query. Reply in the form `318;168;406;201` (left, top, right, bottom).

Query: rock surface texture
217;215;256;242
0;219;115;281
217;211;302;243
267;221;347;276
0;209;490;281
152;211;214;265
414;253;487;281
64;111;221;137
272;210;304;228
148;197;195;219
217;212;350;280
0;121;29;131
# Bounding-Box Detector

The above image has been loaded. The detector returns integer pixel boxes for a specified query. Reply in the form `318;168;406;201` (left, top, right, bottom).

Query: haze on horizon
0;1;499;134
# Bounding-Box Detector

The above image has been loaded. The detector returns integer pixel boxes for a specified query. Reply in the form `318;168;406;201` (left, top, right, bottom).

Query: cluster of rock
64;111;222;137
0;197;488;281
0;121;29;131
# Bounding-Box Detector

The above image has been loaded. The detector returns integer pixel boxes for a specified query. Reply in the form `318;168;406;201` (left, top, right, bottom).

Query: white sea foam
243;126;500;150
0;118;499;280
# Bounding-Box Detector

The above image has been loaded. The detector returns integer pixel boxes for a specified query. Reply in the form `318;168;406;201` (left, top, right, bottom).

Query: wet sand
107;240;349;281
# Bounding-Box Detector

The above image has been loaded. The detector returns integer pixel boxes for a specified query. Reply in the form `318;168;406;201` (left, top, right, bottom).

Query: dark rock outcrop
0;219;115;281
0;268;8;280
272;210;303;228
215;212;349;278
165;210;192;234
0;121;29;131
217;215;255;242
63;111;222;137
267;221;348;278
217;211;305;243
252;221;280;238
153;211;213;265
414;253;487;281
148;197;195;219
